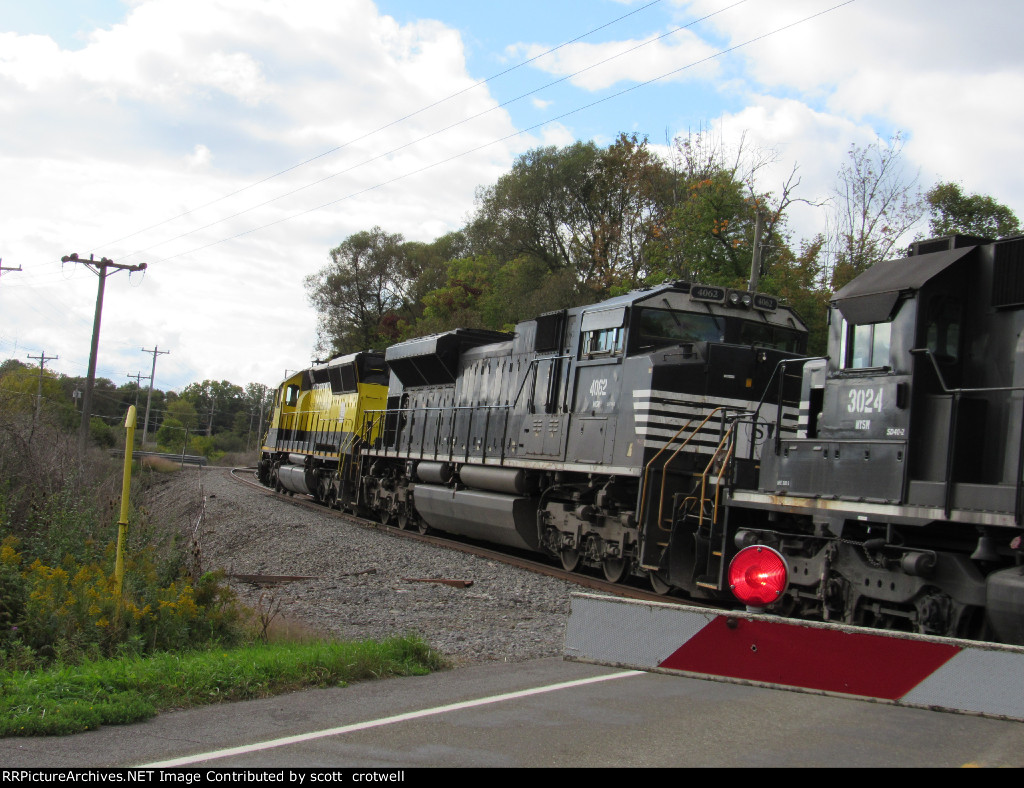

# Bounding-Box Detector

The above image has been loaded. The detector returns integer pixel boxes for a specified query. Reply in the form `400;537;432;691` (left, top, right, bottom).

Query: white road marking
141;670;645;767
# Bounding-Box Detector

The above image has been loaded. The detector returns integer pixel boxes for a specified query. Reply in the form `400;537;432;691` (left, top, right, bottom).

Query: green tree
179;381;243;436
305;227;414;355
407;254;580;337
468;134;674;298
925;182;1020;239
648;131;804;290
165;399;199;431
155;417;187;453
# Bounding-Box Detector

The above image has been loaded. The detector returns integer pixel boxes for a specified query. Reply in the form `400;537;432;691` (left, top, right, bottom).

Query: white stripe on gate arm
140;670;643;768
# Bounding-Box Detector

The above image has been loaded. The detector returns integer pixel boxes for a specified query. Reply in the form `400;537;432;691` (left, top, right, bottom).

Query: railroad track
228;466;685;605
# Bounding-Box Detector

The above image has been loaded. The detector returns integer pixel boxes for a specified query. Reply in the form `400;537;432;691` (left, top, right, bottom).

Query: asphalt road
4;657;1023;769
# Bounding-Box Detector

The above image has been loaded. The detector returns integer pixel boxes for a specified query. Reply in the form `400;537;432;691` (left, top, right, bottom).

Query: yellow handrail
638;407;731;533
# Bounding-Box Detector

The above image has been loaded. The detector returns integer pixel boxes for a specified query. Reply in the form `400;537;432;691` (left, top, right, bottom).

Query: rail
110;449;207;466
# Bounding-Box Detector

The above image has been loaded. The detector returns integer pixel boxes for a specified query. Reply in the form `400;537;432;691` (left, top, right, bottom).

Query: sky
1;0;1022;400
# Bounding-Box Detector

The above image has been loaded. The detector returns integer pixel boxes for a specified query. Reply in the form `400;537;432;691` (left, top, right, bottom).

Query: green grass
0;635;446;737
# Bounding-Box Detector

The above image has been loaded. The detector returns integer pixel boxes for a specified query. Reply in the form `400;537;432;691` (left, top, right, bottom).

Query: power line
118;0;751;263
85;0;667;255
147;0;856;264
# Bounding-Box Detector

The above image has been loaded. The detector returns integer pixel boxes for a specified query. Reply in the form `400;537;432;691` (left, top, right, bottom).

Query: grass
0;635;447;737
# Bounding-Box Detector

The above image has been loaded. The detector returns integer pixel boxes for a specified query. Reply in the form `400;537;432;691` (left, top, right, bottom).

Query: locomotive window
925;296;962;363
843;321;891;370
284;384;300;407
339;364;357;393
583;327;624;357
356;356;390;386
634;307;722;349
737;321;803;352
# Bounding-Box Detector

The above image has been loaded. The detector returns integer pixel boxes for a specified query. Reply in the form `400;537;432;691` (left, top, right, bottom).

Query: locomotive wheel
602;557;629;583
560;548;581;572
417;518;431;535
377;508;393;526
648;570;672;596
396;510;411;530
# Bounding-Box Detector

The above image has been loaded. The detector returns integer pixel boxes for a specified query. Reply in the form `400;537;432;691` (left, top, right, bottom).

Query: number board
691;285;726;304
753;294;778;312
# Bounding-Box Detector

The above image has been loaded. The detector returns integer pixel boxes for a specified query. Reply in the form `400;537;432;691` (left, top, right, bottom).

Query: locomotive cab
744;235;1024;643
765;234;1024;511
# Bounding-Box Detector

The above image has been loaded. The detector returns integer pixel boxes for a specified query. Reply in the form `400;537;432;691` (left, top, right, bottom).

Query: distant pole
27;350;58;425
63;253;148;456
748;210;765;293
126;372;145;408
140;345;169;449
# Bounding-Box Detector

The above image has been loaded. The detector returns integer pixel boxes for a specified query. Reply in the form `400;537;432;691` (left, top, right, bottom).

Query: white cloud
673;0;1024;214
0;0;525;391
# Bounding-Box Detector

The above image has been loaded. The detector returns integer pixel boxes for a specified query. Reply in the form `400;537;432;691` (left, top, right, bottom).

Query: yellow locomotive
258;351;389;507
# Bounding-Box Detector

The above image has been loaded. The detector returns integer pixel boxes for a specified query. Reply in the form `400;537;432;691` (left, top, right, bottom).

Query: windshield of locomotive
634;307;723;349
737;320;804;352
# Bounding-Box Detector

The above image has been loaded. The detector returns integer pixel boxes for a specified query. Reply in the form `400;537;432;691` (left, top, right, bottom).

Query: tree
647;131;806;290
305;227;414;356
925;182;1020;239
826;133;924;289
468;134;674;298
179;380;243;436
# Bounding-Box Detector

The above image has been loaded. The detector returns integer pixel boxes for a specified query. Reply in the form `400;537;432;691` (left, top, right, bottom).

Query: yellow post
115;405;137;600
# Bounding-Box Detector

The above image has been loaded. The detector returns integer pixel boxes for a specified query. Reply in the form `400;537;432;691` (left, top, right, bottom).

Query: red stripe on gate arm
658;616;962;700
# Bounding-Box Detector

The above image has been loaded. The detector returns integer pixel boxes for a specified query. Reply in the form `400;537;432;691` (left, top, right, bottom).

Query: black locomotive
729;234;1024;644
261;235;1024;645
357;278;806;590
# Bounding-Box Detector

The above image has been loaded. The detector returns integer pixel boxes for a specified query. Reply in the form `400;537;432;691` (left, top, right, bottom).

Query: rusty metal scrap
402;577;474;588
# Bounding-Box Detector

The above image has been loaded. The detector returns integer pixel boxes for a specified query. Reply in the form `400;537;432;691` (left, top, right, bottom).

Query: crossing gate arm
564;593;1024;722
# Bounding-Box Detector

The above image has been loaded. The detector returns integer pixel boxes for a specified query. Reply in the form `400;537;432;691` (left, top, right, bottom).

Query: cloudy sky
1;0;1021;397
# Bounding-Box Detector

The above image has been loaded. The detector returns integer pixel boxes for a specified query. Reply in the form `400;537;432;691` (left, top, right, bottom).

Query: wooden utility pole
0;259;23;281
62;253;148;456
126;371;145;408
140;345;169;449
27;350;58;425
748;210;765;293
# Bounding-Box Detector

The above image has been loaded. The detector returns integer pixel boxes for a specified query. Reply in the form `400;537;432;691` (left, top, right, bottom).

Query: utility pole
140;346;169;449
126;372;145;408
0;259;23;281
27;350;58;425
748;210;766;293
62;253;148;456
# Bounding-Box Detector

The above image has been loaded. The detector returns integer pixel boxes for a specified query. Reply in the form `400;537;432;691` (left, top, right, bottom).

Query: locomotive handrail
640;406;737;535
769;355;828;457
910;348;1024;395
911;348;1024;524
364;403;514;465
698;427;737;530
638;416;695;533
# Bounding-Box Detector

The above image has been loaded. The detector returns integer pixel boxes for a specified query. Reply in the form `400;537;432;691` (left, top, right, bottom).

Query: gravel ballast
144;465;577;667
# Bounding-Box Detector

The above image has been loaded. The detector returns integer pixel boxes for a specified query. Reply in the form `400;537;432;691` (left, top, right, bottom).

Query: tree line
0;360;271;457
307;131;1020;358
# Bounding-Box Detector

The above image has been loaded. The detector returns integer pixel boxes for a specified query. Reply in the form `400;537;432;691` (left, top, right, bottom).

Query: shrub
1;540;243;668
